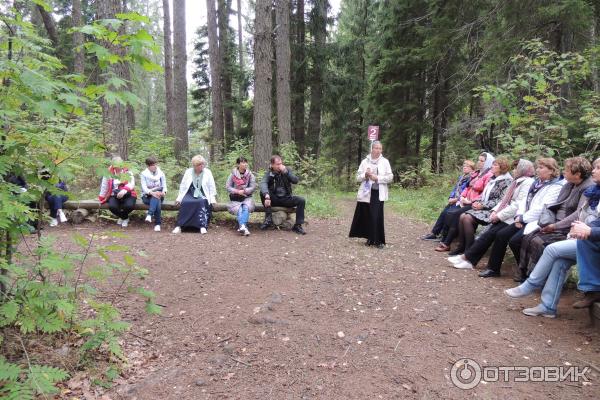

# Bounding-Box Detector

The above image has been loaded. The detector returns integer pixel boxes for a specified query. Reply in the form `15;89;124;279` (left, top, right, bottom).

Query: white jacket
176;167;217;204
355;155;394;202
492;176;534;223
517;178;565;235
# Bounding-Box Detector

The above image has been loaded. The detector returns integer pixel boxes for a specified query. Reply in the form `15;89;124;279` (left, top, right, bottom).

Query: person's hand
237;189;246;197
116;189;127;199
280;164;287;173
448;198;458;205
515;222;523;229
265;199;271;207
175;200;181;206
472;202;483;210
540;224;555;233
570;221;591;240
490;211;499;223
461;197;471;206
371;174;378;182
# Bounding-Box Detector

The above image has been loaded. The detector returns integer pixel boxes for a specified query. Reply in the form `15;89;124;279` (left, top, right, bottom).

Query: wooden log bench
60;200;296;227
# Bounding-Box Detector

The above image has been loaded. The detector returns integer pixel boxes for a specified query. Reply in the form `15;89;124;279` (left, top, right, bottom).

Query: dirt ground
46;200;600;399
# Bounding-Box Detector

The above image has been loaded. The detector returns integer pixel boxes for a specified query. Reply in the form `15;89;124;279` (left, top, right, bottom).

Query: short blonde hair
191;155;206;166
536;157;560;178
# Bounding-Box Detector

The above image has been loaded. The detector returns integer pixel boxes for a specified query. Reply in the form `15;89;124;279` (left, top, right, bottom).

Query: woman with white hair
172;155;217;234
98;156;137;227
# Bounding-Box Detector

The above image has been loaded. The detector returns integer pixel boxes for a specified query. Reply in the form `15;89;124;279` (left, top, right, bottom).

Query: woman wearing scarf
98;156;137;227
421;160;475;241
449;157;513;256
349;141;394;249
450;158;563;277
515;157;593;279
504;158;600;318
435;152;495;252
140;156;168;232
226;156;257;236
172;155;217;234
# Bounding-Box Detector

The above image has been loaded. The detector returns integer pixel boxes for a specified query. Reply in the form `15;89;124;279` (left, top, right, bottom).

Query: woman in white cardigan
349;141;394;249
172;155;217;234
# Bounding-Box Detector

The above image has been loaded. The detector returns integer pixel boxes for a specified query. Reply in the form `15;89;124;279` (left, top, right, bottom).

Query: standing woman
349;141;394;249
98;156;137;227
226;156;257;236
172;155;217;234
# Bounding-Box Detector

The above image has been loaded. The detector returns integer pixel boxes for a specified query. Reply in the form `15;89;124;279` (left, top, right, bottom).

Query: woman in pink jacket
435;152;495;252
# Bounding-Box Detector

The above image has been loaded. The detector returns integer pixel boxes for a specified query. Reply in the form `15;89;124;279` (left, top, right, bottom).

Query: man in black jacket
259;155;306;234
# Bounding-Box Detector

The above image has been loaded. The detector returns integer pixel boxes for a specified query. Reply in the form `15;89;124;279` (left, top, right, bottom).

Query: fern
0;358;68;399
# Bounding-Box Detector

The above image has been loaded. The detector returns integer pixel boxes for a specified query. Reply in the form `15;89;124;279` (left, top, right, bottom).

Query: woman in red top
98;156;137;227
435;152;495;252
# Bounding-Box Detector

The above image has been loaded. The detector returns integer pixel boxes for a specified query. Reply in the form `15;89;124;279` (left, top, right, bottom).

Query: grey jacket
553;177;595;231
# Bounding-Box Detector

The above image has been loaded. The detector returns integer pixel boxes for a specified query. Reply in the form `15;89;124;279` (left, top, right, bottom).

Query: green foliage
475;40;591;159
0;357;68;399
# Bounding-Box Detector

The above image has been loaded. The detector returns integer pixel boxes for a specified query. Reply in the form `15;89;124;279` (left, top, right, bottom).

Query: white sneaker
504;286;531;298
49;218;58;227
447;255;463;264
237;225;243;232
154;225;161;232
172;226;181;234
522;304;556;318
240;225;250;236
121;219;129;227
200;227;207;234
145;214;152;223
117;218;123;225
453;260;473;269
58;209;67;223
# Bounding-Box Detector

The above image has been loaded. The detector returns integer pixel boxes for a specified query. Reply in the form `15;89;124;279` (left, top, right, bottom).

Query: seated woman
172;155;217;234
140;156;167;232
450;158;563;277
421;160;475;241
504;157;600;317
435;152;495;252
46;179;69;227
226;157;257;236
515;157;593;279
449;157;513;256
98;156;137;227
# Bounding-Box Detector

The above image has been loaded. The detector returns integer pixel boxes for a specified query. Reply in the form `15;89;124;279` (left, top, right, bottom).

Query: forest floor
46;199;600;399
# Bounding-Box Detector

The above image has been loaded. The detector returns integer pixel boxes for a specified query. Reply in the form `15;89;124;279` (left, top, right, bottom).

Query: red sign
368;125;379;141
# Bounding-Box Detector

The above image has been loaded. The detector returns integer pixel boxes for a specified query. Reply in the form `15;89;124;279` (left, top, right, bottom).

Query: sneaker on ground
504;286;530;298
49;218;58;227
145;214;152;223
154;225;161;232
121;219;129;227
453;260;473;269
421;233;438;241
58;209;67;223
200;227;207;234
447;255;463;264
522;304;556;318
117;218;123;225
241;225;250;236
172;226;181;234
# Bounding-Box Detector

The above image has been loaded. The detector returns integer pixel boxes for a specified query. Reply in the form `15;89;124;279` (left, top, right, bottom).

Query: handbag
538;201;564;228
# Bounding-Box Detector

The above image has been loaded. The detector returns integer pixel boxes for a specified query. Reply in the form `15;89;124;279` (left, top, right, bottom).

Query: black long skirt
177;185;210;230
349;189;385;245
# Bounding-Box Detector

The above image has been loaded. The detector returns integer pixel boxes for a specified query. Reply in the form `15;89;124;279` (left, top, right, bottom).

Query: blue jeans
518;240;577;314
577;239;600;292
45;194;68;218
142;195;163;225
237;204;249;226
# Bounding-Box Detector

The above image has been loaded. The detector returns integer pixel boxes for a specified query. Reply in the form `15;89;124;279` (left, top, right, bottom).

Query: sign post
368;125;379;150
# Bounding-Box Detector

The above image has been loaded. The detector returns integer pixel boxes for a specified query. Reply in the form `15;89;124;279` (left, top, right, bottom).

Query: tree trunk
37;5;59;47
162;0;175;137
307;0;327;157
96;0;131;160
173;0;189;160
218;0;234;149
253;0;273;171
72;0;84;77
235;0;244;133
275;0;292;146
291;0;306;152
431;70;441;173
207;0;224;161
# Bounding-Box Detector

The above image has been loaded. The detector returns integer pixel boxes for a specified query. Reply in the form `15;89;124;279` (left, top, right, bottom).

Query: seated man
260;155;306;235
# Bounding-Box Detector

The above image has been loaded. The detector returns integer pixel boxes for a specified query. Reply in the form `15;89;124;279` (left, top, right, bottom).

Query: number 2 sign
368;125;379;141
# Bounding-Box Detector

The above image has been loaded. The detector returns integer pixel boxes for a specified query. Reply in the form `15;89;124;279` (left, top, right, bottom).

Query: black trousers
442;205;472;246
261;193;305;225
431;204;453;236
464;222;523;273
108;195;136;220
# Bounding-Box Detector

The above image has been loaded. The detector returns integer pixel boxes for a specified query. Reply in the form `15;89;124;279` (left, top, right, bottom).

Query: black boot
260;212;273;230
